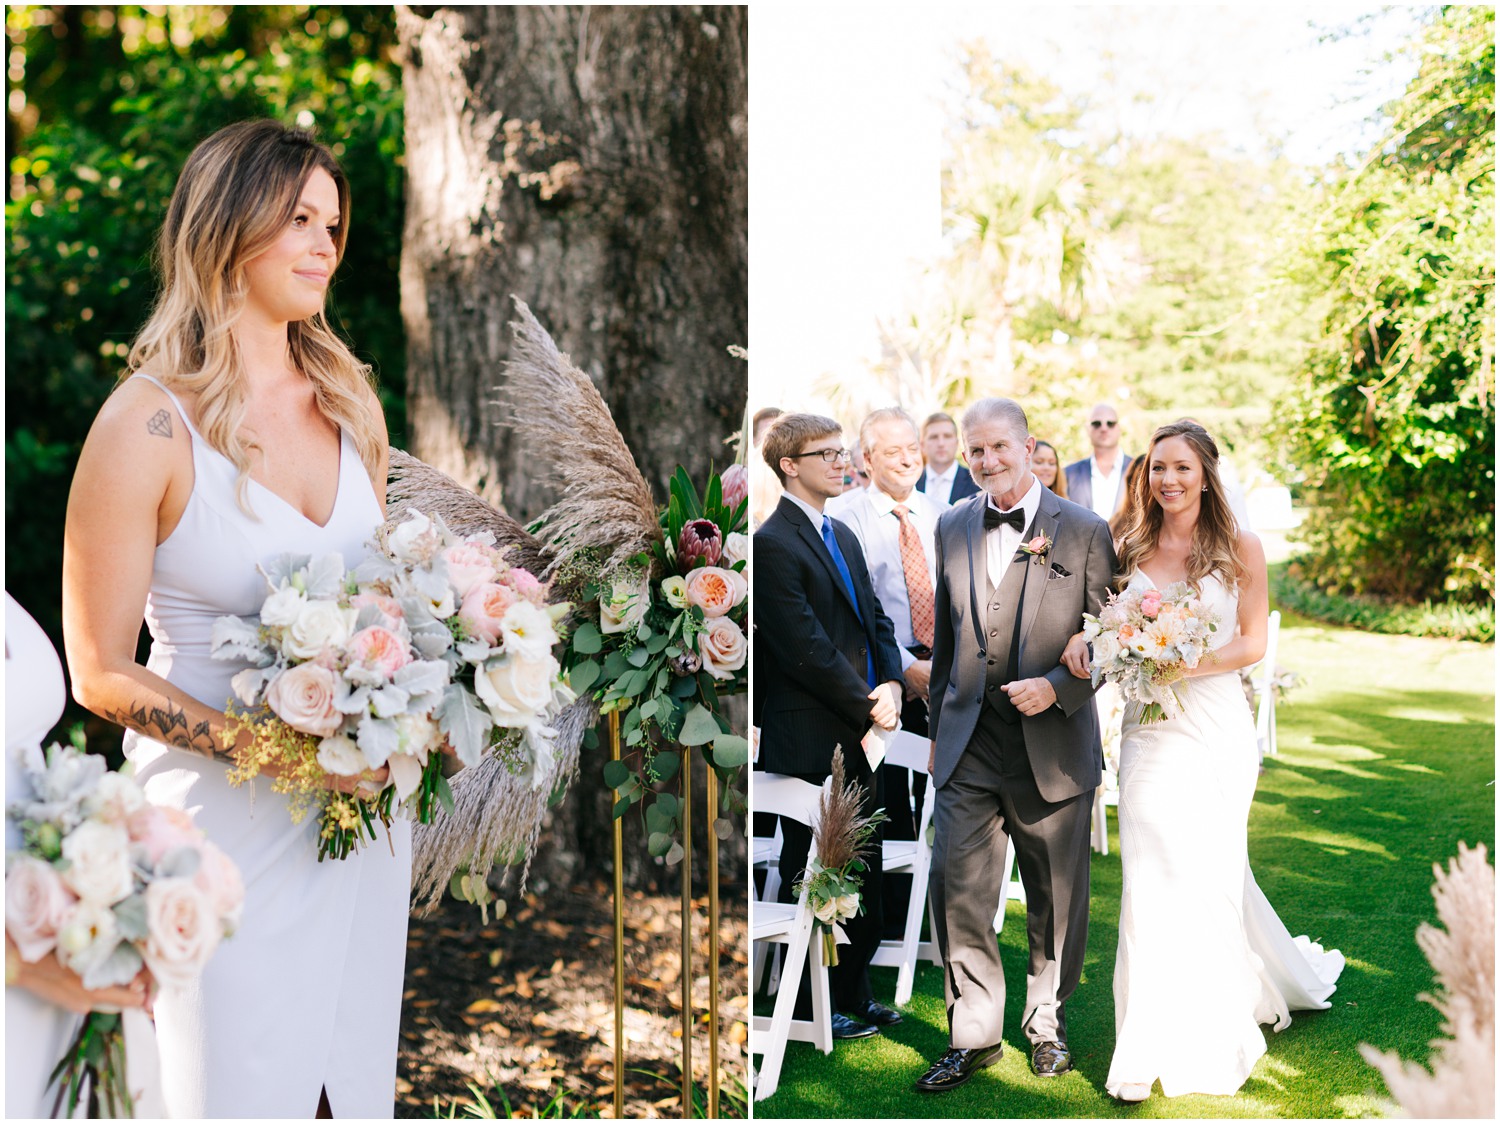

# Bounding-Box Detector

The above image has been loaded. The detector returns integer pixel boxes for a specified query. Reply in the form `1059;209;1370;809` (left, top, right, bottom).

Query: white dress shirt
985;476;1044;590
782;490;826;531
825;484;943;671
1088;455;1125;521
924;462;960;506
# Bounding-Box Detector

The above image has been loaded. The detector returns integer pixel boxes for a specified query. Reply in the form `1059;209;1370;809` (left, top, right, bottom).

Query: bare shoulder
1237;528;1266;563
362;379;390;440
88;375;191;463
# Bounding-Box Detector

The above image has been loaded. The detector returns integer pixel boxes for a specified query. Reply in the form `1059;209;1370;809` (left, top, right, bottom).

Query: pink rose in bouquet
4;856;75;962
441;542;500;599
349;591;406;632
697;615;747;679
1139;590;1163;620
685;566;748;618
141;878;222;989
264;661;344;738
126;805;203;868
193;841;246;935
510;567;547;606
459;582;519;644
346;625;412;680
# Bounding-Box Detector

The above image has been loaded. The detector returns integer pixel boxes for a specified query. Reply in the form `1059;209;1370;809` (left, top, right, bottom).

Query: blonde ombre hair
125;119;382;515
1115;419;1250;593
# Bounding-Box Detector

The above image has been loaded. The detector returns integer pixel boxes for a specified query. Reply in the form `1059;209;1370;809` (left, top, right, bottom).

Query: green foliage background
5;5;405;683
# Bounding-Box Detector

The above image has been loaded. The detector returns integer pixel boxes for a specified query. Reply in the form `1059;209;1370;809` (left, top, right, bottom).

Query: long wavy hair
125;119;381;515
1115;419;1248;592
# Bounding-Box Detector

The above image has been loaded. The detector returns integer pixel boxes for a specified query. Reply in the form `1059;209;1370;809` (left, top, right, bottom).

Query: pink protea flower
678;519;723;570
720;464;749;511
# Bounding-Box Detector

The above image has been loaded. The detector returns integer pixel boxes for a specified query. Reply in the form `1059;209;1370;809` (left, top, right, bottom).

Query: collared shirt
782;490;825;531
985;476;1043;589
825;484;942;671
924;462;959;506
1088;455;1124;520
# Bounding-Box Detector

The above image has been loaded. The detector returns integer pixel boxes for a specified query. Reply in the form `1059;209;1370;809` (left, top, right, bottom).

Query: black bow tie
984;506;1025;532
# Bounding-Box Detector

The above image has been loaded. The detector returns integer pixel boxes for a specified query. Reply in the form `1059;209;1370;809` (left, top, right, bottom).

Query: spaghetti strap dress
121;374;411;1118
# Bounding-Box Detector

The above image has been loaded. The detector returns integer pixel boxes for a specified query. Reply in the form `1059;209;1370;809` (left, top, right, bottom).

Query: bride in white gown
1079;420;1344;1102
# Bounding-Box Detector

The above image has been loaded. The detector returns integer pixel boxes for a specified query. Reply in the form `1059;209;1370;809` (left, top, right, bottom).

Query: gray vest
983;546;1032;724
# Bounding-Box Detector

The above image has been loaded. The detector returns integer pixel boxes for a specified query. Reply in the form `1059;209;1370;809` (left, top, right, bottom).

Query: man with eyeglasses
1063;403;1134;520
754;413;906;1041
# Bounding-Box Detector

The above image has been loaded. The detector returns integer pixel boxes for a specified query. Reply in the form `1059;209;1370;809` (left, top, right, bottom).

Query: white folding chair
1090;784;1118;856
752;820;782;903
868;731;941;1005
1253;610;1282;758
750;774;834;1102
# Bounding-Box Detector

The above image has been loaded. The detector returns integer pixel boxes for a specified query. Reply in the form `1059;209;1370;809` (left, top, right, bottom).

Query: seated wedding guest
1064;403;1134;520
826;407;945;941
915;411;980;506
750;405;785;528
1032;439;1069;500
755;413;905;1039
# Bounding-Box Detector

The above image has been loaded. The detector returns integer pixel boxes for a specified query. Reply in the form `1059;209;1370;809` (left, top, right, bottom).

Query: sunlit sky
749;4;1423;413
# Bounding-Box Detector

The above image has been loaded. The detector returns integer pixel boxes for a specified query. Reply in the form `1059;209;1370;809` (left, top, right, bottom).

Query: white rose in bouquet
259;584;307;629
142;877;221;989
697;616;747;680
265;662;344;738
60;820;134;906
835;893;860;921
387;511;446;564
4;855;76;962
82;771;147;825
598;577;649;635
812;895;840;924
722;532;749;569
475;654;560;727
500;600;560;662
55;899;122;979
282;600;356;661
316;734;367;777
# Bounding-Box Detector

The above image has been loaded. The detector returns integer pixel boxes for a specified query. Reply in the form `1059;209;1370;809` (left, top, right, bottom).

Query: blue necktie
822;516;877;688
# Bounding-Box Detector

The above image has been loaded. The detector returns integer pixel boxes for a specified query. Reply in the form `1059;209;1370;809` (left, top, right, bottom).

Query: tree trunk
397;5;748;892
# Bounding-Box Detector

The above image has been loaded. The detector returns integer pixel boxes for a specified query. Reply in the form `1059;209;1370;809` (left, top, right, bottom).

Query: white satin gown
121;376;412;1118
1106;570;1344;1098
6;594;164;1118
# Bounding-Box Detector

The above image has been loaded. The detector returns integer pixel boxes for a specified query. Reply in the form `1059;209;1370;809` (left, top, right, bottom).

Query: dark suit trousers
928;709;1092;1049
775;748;885;1017
880;692;929;939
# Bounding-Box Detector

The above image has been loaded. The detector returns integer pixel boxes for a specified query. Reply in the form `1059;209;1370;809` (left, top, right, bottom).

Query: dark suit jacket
754;495;905;777
917;464;981;505
1062;454;1133;516
928;488;1117;802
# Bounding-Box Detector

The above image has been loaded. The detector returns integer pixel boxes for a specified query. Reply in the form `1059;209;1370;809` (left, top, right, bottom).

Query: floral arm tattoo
103;698;228;762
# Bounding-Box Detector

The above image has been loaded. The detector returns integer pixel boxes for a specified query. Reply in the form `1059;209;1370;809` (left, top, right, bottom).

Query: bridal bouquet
792;754;885;967
212;551;455;860
1082;582;1220;724
6;740;243;1116
569;465;749;864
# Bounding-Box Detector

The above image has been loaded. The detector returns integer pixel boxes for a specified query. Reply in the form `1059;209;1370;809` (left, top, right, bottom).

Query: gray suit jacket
1062;454;1133;517
928;487;1118;802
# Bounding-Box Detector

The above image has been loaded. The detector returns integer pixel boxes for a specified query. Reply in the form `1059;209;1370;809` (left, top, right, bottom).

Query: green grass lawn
754;612;1495;1117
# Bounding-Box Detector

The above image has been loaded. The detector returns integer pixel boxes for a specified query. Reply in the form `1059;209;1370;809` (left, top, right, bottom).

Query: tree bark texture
397;6;747;892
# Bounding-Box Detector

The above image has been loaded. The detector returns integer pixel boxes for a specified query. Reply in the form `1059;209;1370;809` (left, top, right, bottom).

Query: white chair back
1254;610;1282;757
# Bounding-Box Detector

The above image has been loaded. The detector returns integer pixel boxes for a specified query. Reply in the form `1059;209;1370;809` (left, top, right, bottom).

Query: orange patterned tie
892;504;935;649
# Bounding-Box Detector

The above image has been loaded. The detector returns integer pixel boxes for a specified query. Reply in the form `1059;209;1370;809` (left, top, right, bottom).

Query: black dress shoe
829;1012;879;1040
852;999;904;1027
913;1044;1004;1092
1030;1039;1072;1077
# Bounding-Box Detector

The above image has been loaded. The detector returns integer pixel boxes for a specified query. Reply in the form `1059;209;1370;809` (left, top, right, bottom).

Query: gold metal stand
706;766;720;1118
679;746;693;1115
610;711;625;1120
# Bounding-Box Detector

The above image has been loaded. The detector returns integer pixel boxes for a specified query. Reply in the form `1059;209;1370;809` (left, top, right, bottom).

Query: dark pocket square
1048;562;1073;579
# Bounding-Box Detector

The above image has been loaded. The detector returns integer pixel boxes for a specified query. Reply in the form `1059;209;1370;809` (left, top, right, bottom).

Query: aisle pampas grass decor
1360;841;1495;1118
810;752;882;876
501;297;662;579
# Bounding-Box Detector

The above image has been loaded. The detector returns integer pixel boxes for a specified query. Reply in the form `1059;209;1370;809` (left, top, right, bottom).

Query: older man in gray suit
914;397;1117;1093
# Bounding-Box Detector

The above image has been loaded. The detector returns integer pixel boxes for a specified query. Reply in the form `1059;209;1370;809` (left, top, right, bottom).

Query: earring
1201;486;1208;492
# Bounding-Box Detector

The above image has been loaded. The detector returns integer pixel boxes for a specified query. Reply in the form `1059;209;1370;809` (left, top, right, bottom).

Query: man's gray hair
960;397;1029;441
858;406;919;455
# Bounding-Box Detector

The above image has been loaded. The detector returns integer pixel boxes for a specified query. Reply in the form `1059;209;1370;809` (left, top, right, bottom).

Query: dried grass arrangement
1360;841;1495;1118
795;752;886;966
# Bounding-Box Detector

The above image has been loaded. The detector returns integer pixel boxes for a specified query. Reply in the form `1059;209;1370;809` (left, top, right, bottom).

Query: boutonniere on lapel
1018;533;1052;565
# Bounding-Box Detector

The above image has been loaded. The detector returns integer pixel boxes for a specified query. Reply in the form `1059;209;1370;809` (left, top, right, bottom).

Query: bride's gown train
1106;570;1344;1098
122;376;411;1118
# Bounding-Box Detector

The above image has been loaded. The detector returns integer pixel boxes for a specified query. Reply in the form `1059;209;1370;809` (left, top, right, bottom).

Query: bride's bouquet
213;551;455;859
1082;582;1219;724
6;740;243;1116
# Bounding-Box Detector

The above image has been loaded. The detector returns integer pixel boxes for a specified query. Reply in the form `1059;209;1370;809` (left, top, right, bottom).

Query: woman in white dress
5;594;161;1117
1074;420;1344;1102
61;120;411;1118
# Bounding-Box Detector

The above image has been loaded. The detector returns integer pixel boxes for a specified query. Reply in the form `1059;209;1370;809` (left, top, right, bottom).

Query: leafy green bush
1272;7;1494;606
1271;563;1495;644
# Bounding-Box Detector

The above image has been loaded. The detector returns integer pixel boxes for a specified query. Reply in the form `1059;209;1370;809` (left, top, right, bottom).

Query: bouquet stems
48;1012;132;1119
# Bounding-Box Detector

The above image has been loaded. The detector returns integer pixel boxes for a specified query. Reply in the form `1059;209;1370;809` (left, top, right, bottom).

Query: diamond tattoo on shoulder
147;409;173;439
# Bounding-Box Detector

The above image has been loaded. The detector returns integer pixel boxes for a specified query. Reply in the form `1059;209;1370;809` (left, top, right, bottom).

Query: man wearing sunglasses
1063;404;1134;520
